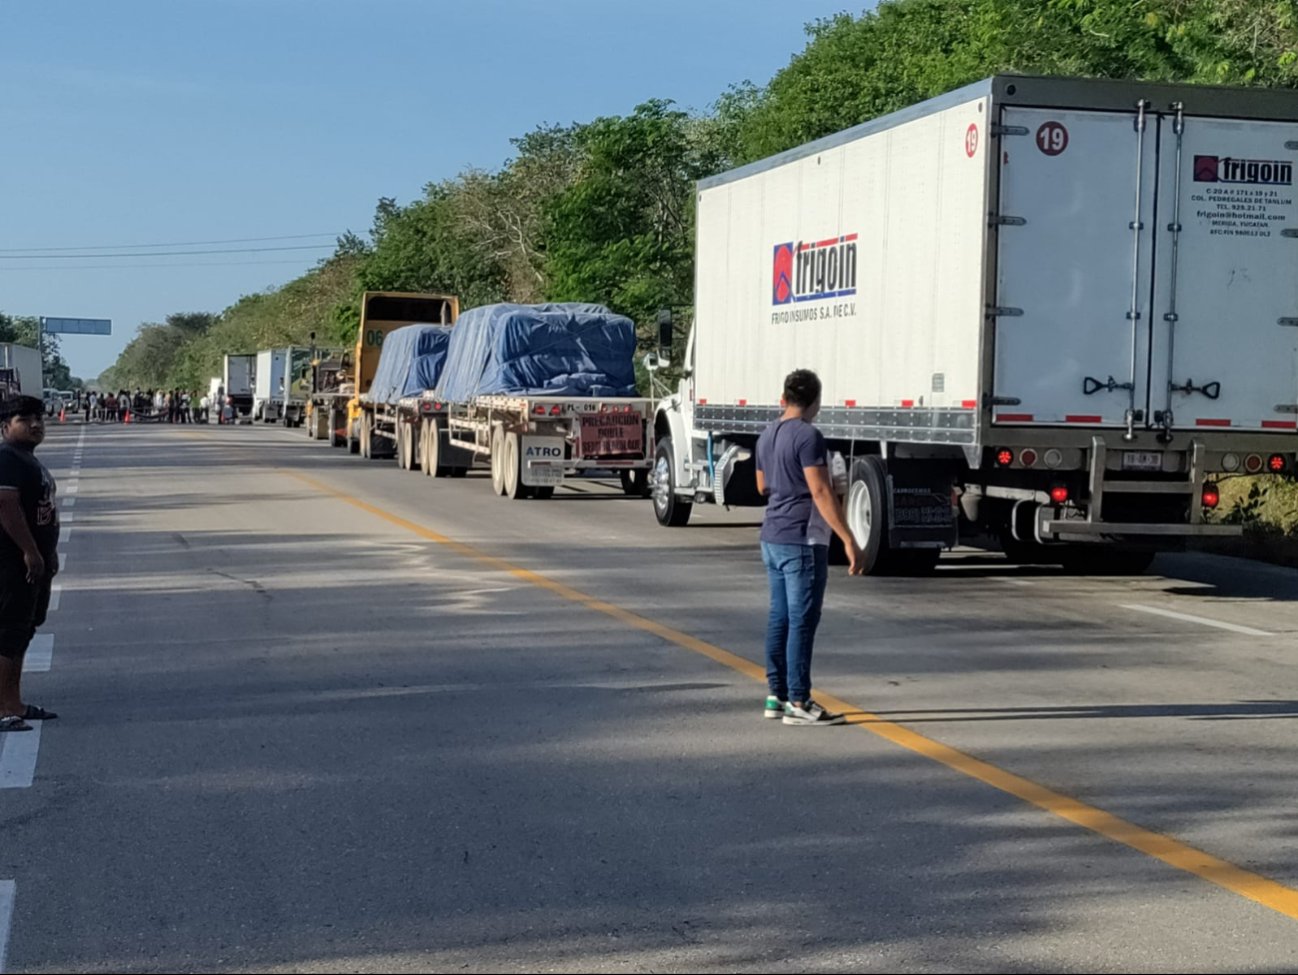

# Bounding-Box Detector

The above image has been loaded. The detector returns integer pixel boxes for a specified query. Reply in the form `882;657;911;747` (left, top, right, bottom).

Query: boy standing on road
0;396;59;731
755;369;863;727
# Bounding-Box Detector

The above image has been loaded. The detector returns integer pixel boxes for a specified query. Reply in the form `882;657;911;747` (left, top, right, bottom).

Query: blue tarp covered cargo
435;303;637;403
366;324;454;405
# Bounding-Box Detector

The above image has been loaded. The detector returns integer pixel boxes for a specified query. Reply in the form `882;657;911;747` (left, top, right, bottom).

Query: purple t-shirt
756;418;830;546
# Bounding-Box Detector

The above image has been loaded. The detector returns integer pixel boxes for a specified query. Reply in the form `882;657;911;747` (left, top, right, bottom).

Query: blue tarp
435;303;637;402
367;324;453;404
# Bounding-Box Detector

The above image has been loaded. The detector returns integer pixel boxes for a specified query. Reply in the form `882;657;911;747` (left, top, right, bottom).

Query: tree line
91;0;1298;392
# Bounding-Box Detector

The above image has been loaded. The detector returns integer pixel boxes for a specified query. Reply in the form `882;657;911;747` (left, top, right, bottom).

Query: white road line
0;723;41;789
1120;603;1275;637
47;584;60;613
0;878;14;973
60;512;74;525
61;496;75;509
57;526;70;545
63;483;78;495
993;577;1034;587
23;635;52;673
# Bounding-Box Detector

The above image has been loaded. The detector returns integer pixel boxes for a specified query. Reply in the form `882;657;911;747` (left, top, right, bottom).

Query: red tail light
1202;485;1220;509
533;405;546;415
995;448;1014;468
1245;454;1264;473
1019;448;1038;467
1269;453;1287;473
550;405;562;416
1050;484;1070;504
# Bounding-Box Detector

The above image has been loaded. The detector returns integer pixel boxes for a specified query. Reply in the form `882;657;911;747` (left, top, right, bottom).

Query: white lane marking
58;526;70;544
47;584;60;612
23;635;52;673
1120;603;1274;637
63;483;78;495
59;512;74;525
61;497;75;509
993;577;1034;587
0;723;41;789
0;878;14;973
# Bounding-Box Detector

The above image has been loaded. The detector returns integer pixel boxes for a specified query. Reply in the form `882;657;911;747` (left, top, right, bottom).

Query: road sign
40;317;111;335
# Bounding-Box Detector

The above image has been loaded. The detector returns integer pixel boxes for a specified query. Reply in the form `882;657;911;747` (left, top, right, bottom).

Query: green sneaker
764;696;789;719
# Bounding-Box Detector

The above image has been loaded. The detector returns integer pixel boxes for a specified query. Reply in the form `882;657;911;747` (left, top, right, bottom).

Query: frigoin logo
772;233;858;305
1194;155;1293;185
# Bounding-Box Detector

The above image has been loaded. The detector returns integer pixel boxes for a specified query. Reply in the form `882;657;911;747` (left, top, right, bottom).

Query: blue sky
0;0;857;380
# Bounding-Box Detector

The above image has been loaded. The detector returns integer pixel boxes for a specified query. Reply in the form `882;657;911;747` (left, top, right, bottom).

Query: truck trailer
433;303;655;500
253;348;287;422
222;354;255;418
651;75;1298;574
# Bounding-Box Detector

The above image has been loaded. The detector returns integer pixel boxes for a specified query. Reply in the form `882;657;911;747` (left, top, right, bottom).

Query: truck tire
533;486;555;500
846;456;904;575
360;413;372;459
620;469;651;497
490;426;506;495
504;432;532;500
652;438;692;527
419;419;432;475
397;420;416;470
427;418;445;477
330;408;346;448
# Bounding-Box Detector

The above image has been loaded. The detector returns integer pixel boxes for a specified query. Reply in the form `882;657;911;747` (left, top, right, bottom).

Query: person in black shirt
0;396;59;731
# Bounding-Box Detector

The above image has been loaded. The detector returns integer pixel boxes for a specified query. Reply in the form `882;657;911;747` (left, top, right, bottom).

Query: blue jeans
761;542;829;704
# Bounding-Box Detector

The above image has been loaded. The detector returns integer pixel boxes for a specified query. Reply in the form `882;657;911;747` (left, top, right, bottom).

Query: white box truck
650;75;1298;574
0;345;43;400
253;348;287;422
223;353;255;418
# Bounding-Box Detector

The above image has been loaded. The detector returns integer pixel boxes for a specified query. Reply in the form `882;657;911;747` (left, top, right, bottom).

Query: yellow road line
285;468;1298;922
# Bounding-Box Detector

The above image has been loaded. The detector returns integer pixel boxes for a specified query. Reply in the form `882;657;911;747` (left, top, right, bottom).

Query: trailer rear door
991;106;1158;427
1149;114;1298;432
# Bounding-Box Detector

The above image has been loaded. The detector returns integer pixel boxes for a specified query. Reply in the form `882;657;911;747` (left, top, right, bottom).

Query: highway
4;420;1298;972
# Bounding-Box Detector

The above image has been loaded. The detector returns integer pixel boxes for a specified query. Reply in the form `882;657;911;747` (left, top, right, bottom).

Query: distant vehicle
222;354;255;418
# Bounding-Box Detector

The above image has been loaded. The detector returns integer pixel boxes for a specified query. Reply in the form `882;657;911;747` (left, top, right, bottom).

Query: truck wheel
533;486;555;500
428;418;446;477
620;469;650;497
504;433;532;500
490;426;506;495
396;421;413;470
330;408;346;448
652;438;692;527
846;456;898;575
360;414;372;459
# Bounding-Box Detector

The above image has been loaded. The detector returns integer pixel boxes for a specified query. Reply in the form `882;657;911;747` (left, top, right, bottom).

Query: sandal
21;705;56;721
0;715;32;732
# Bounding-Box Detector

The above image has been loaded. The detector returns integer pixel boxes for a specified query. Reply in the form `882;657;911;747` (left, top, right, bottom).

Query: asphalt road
5;420;1298;973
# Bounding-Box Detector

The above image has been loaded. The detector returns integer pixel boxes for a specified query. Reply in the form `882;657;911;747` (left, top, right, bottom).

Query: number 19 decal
1037;121;1069;156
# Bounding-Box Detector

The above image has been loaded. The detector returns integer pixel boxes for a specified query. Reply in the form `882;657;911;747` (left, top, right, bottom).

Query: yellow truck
310;291;459;451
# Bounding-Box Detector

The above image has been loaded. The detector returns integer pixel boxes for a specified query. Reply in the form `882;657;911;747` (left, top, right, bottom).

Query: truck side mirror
656;309;673;366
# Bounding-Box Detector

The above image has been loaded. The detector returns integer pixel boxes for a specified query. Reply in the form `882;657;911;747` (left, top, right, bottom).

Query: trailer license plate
1122;451;1162;472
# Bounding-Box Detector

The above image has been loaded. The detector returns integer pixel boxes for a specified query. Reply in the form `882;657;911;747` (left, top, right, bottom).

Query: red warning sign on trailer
965;123;979;158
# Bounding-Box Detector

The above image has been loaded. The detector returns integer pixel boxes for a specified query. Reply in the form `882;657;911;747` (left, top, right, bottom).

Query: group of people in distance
72;389;205;424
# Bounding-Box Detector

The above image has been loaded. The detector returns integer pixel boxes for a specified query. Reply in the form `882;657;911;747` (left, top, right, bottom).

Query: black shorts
0;574;52;659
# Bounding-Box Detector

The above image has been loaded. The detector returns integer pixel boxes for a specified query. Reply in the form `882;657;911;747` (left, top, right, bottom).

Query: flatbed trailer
438;393;654;499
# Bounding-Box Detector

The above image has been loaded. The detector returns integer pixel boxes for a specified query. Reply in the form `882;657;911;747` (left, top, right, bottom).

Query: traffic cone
124;410;131;424
58;406;65;423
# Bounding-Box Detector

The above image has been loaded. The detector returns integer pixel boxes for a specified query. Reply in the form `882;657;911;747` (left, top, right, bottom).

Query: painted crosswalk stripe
0;724;41;790
57;526;70;545
0;878;14;973
23;634;52;673
60;511;73;525
62;496;75;509
63;483;77;495
47;584;60;613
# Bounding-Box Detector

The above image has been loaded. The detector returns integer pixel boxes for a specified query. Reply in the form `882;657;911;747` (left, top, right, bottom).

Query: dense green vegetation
74;0;1298;399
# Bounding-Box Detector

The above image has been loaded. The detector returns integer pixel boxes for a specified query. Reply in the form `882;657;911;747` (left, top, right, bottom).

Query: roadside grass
1204;475;1298;569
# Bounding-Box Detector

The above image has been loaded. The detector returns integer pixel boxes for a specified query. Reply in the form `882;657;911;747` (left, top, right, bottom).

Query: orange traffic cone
124;410;131;424
58;406;65;423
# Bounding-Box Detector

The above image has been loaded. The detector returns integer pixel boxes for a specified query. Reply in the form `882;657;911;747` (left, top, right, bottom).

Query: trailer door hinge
1283;229;1298;238
1279;318;1298;327
991;123;1029;137
987;306;1024;318
985;395;1022;407
990;215;1027;227
1275;404;1298;414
